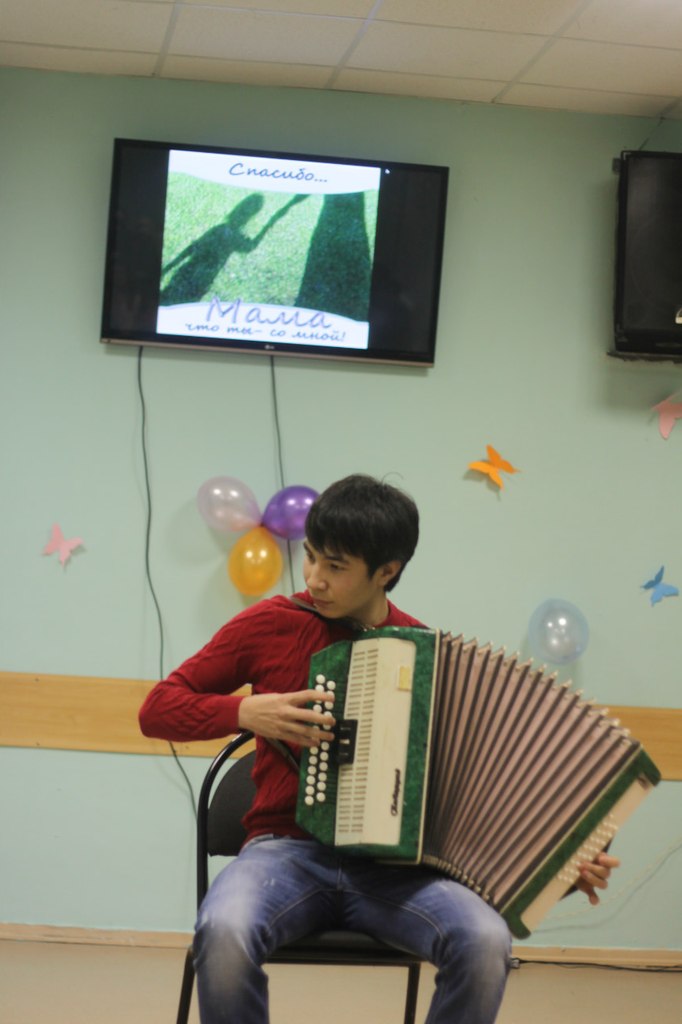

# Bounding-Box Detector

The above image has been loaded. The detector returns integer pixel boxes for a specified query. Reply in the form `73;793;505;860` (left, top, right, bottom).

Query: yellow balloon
228;526;283;596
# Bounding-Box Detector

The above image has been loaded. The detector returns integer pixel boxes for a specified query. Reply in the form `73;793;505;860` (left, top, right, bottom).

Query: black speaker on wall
613;150;682;361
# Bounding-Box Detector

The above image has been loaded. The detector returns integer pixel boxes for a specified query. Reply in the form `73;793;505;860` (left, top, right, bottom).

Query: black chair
176;731;423;1024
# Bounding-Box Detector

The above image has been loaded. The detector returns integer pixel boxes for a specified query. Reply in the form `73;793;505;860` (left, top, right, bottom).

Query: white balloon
196;476;261;532
528;599;589;664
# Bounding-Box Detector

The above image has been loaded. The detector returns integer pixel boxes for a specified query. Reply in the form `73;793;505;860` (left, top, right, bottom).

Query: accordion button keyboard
307;673;335;802
305;675;342;802
314;677;335;724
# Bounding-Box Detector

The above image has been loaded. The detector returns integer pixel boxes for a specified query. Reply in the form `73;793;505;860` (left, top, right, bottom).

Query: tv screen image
101;139;449;366
158;149;381;352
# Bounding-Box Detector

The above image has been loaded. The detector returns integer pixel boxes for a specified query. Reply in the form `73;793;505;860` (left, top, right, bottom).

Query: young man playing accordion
140;474;618;1024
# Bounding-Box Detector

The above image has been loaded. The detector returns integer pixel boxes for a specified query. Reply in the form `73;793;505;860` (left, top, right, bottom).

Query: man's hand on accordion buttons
238;689;335;747
576;852;620;905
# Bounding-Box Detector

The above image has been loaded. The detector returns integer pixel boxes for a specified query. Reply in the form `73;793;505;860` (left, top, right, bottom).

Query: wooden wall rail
0;671;250;759
0;670;680;778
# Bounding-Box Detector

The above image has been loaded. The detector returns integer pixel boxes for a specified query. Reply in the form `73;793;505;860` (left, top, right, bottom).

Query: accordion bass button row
304;677;336;806
555;813;619;887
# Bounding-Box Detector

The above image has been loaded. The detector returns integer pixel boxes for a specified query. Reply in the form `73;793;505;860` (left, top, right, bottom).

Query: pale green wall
1;68;680;948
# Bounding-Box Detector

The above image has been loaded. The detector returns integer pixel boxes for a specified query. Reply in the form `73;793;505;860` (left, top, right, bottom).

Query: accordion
295;627;660;938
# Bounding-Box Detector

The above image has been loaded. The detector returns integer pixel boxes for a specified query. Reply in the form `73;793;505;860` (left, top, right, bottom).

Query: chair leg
402;962;421;1024
176;946;195;1024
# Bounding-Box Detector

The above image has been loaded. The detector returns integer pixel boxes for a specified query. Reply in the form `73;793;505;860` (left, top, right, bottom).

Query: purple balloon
262;485;318;541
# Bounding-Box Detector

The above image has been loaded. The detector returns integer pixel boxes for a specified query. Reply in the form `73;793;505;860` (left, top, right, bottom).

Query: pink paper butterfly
43;524;83;566
653;397;682;440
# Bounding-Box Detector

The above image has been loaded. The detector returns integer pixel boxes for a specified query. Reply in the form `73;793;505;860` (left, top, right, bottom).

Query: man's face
302;540;396;626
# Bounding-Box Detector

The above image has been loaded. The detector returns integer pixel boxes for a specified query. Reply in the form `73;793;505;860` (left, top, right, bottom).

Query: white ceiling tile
161;54;333;88
334;67;507;102
377;0;587;35
349;22;547;78
170;7;362;63
500;82;677;118
2;1;682;119
0;41;158;76
1;0;171;52
521;38;682;96
568;0;682;49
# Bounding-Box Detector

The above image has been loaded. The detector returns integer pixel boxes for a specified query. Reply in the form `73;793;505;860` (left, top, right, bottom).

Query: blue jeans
194;837;512;1024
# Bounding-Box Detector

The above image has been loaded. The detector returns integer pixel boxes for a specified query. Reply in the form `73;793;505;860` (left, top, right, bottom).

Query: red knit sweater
139;591;425;842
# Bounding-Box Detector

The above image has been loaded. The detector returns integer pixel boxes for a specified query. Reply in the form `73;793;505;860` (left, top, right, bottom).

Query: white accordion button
315;674;326;685
326;680;336;690
305;796;314;806
316;792;326;802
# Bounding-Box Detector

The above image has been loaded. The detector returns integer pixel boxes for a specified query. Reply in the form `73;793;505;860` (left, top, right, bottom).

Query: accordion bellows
296;628;660;938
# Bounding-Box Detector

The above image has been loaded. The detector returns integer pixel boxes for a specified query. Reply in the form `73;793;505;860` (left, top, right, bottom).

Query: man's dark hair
305;474;419;591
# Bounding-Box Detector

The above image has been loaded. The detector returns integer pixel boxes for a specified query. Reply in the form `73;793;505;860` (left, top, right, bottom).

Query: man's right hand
237;689;335;747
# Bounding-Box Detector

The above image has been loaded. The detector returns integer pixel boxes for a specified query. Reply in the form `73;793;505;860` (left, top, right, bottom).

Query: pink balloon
196;477;261;533
262;485;318;541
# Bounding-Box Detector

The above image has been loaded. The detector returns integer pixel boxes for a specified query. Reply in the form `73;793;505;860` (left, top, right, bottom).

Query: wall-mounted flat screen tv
100;138;449;366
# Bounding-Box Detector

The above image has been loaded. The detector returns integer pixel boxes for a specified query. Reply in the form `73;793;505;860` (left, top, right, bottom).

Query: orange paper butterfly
468;445;519;489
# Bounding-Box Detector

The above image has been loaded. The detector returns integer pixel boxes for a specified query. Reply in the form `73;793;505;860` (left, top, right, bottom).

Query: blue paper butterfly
642;566;679;606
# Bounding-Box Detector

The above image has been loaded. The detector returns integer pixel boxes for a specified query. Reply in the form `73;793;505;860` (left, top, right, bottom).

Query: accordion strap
265;737;301;773
286;595;372;633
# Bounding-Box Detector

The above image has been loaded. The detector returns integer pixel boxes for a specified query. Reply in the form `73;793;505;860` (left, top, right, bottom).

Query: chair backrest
205;748;257;857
